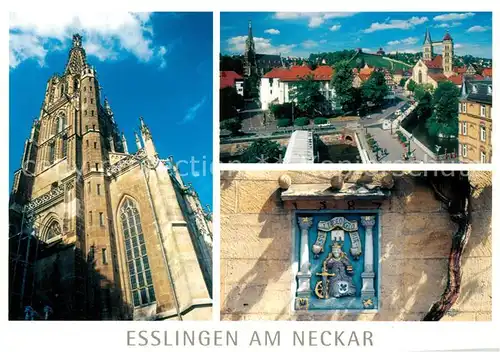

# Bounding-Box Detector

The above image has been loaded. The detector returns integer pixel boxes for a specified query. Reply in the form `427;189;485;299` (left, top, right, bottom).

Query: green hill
349;51;412;72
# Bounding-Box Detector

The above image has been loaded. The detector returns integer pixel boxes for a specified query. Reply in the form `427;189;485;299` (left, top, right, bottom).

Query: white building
220;71;244;96
260;65;337;111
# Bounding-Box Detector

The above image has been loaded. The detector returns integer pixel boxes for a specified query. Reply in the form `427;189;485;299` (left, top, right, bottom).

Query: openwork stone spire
65;33;87;75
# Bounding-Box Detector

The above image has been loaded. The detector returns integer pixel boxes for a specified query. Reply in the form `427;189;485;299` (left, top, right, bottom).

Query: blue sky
221;12;492;59
9;12;213;208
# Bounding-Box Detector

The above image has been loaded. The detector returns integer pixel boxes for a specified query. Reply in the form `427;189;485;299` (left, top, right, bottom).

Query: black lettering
335;331;345;346
126;331;135;346
364;331;374;346
151;331;161;346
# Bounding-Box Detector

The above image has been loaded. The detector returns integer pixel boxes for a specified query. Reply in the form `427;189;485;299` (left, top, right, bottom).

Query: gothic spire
244;20;257;77
65;33;87;75
139;116;152;141
134;132;142;150
121;133;129;154
423;27;432;45
248;20;253;41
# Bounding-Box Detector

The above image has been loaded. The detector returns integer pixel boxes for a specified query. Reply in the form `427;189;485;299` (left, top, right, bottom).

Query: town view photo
219;12;492;164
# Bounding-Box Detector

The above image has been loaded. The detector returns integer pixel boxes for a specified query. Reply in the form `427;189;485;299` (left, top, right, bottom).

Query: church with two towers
9;34;213;321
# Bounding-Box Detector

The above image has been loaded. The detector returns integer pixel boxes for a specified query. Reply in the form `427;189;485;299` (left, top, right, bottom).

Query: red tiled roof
358;73;371;82
443;32;453;41
448;75;463;85
428;73;448;82
263;65;334;81
220;71;243;89
454;66;467;74
482;67;492;77
424;55;443;69
359;64;375;76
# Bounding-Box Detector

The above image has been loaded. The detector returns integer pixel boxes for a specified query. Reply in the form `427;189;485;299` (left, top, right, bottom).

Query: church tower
244;20;257;77
442;32;454;77
422;28;433;61
9;34;212;321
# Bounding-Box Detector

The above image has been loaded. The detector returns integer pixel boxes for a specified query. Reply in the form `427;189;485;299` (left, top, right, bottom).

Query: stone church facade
9;34;212;321
220;171;491;321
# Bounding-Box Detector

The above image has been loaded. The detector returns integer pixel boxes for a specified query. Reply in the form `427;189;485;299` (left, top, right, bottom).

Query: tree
220;55;244;75
361;71;389;107
415;91;433;120
244;75;260;99
241;139;285;163
399;78;408;88
407;79;416;92
220;118;242;136
331;60;356;112
220;87;244;121
426;81;460;137
289;74;326;116
270;103;294;120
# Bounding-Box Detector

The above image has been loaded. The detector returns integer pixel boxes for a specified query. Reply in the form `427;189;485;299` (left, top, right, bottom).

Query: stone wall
220;171;491;321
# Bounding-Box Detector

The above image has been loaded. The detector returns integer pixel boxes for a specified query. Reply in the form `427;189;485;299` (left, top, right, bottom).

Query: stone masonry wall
220;171;492;321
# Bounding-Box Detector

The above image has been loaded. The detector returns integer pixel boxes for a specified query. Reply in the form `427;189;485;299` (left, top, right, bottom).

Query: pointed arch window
120;198;156;307
57;114;67;133
45;221;62;242
49;141;56;164
53;116;59;135
62;134;68;158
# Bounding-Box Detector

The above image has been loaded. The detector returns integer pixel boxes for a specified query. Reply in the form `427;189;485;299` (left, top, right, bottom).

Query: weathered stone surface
222;284;291;315
221;214;292;260
220;179;237;215
237;181;281;214
402;258;448;313
221;258;291;289
453;257;492;312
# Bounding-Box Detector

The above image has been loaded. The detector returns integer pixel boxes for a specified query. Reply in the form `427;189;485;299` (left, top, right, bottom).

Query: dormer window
488;85;492;95
472;85;478;93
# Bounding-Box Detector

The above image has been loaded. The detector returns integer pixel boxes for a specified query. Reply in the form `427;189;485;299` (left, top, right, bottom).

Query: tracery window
45;221;62;242
62;135;68;158
49;142;55;164
120;198;156;307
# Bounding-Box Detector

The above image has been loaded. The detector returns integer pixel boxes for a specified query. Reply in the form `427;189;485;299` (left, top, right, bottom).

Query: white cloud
9;12;168;69
227;36;296;55
319;39;327;44
9;33;49;68
363;16;428;33
329;24;341;32
387;36;418;46
264;28;280;35
180;96;207;124
467;25;491;33
274;12;356;28
455;43;464;48
388;48;419;54
433;12;475;21
302;40;318;49
434;21;462;28
362;48;372;53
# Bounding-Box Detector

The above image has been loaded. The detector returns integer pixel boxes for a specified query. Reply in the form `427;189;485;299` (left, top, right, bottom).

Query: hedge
314;117;328;125
277;118;292;127
294;117;309;127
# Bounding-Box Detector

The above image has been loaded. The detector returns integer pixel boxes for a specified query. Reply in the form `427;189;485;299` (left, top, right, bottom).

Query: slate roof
256;54;282;65
462;79;492;105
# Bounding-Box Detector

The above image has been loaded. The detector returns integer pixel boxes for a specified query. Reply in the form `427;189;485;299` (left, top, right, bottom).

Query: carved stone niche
279;174;392;313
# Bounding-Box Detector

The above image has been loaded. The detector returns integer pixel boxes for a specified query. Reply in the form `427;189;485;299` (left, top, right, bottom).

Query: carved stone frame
290;209;382;314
